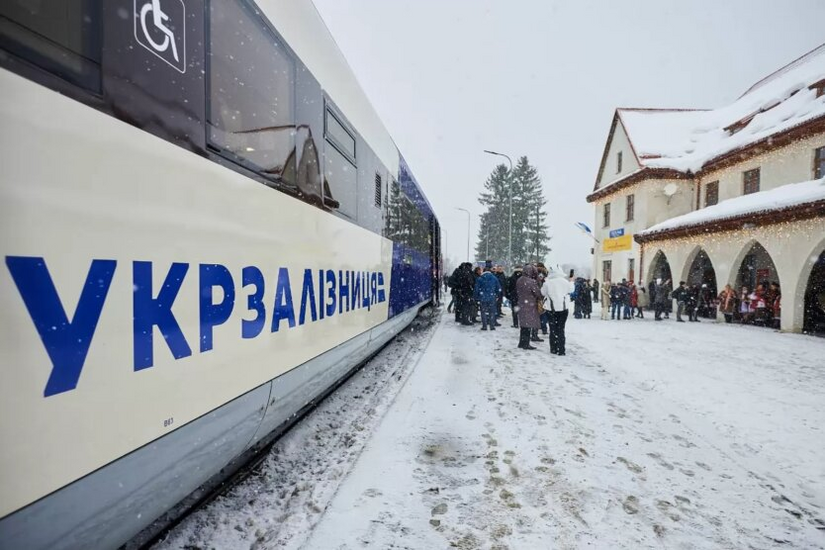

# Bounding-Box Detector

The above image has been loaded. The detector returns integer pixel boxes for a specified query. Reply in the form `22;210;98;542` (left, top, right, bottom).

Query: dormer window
724;100;781;135
617;151;623;173
811;79;825;98
724;116;754;135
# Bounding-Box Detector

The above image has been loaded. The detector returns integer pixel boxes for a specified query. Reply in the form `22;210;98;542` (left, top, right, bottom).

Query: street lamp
455;207;471;263
485;223;498;260
483;150;513;270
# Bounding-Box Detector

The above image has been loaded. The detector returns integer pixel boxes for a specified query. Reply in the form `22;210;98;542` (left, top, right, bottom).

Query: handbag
537;299;545;315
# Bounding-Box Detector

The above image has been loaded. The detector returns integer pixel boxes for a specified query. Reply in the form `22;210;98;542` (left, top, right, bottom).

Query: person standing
448;265;461;321
739;286;752;323
621;280;632;320
636;285;648;318
687;284;700;322
610;282;623;320
654;278;671;321
454;263;476;325
494;266;508;318
507;266;523;328
573;277;584;319
582;280;593;319
474;268;502;331
629;283;639;319
516;265;542;350
672;281;688;322
601;282;612;320
542;269;576;355
592;279;600;304
537;264;550;335
717;284;736;323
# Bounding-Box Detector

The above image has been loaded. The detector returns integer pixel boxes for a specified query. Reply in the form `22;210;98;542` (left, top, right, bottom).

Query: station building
587;44;825;333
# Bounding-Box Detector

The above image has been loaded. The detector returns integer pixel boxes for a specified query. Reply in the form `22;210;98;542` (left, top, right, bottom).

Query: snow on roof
618;44;825;174
639;178;825;236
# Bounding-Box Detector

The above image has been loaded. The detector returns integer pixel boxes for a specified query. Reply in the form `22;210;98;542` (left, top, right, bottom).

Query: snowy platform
306;312;825;549
157;309;825;550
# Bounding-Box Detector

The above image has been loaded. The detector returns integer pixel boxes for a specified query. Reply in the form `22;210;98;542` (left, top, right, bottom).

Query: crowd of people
445;263;784;351
593;278;782;328
446;261;576;355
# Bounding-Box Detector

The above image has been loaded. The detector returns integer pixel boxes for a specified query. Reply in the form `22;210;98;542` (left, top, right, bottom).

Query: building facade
588;44;825;333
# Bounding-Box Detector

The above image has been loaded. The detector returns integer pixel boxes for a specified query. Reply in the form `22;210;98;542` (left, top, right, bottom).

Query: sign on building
603;234;633;252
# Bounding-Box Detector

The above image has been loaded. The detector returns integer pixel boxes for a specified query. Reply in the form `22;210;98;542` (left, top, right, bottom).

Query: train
0;1;441;548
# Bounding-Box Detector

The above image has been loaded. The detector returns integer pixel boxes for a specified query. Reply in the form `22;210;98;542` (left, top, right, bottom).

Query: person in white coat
541;269;576;355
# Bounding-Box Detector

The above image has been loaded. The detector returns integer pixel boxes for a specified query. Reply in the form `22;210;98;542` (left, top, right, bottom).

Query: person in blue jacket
474;267;502;331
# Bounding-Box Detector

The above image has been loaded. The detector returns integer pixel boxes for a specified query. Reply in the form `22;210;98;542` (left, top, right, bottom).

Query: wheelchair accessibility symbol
134;0;186;73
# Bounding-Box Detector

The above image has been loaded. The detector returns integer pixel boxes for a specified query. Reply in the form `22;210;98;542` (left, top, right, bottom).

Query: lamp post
483;150;513;270
455;207;471;263
485;223;497;260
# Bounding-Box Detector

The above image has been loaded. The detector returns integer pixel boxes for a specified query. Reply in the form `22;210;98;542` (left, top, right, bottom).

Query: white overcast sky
312;0;825;270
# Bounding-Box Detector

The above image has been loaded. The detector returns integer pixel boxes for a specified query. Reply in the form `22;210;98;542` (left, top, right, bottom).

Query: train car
0;1;441;548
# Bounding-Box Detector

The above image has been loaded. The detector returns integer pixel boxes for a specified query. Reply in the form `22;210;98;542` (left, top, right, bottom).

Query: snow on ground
156;306;825;550
152;310;440;550
305;309;825;549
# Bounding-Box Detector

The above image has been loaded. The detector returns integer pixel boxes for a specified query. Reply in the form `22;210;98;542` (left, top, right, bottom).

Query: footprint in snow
623;496;640;515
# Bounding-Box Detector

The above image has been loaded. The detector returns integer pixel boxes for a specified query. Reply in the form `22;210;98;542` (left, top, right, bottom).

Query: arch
682;247;718;319
797;237;825;336
646;249;672;286
729;240;781;327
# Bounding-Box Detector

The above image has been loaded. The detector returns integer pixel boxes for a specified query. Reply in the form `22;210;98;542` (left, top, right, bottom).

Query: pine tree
475;157;551;267
475;164;511;263
511;156;551;265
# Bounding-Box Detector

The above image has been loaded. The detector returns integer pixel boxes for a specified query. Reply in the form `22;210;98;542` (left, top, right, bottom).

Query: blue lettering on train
5;257;387;397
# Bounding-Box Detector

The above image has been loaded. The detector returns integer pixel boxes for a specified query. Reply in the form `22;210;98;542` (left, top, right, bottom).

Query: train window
0;0;102;92
207;0;296;182
325;107;356;163
386;181;430;253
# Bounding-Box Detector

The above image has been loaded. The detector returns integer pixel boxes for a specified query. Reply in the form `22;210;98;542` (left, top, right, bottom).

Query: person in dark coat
516;265;542;349
471;266;482;323
494;266;507;317
507;267;523;328
448;266;461;321
582;280;593;319
687;284;701;322
573;277;585;319
654;278;671;321
592;279;600;303
610;282;623;320
453;263;476;325
673;281;689;322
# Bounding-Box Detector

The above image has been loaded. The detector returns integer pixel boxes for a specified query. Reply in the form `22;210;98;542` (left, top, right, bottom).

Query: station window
743;168;760;195
603;203;611;228
207;0;296;181
626;194;635;221
617;151;623;173
603;260;612;283
0;0;102;92
815;146;825;179
705;180;719;207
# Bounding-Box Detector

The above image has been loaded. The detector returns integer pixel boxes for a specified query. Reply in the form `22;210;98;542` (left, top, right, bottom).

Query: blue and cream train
0;1;441;548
